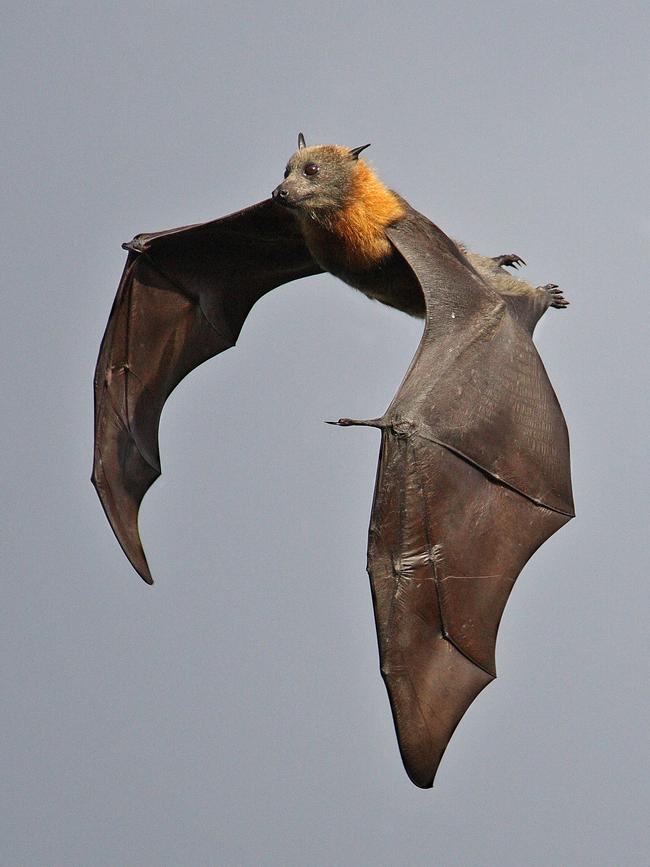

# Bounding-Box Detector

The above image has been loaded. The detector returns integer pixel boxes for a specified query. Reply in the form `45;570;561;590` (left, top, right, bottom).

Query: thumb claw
325;417;384;428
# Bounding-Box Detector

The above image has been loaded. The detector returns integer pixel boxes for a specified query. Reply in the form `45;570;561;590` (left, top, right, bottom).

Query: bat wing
93;199;321;583
362;209;574;787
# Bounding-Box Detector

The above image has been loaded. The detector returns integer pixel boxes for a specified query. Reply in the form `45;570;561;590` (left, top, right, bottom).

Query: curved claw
539;283;570;309
494;253;527;269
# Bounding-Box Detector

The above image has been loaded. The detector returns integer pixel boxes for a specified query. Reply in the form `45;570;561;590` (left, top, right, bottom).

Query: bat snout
271;184;289;202
271;180;307;208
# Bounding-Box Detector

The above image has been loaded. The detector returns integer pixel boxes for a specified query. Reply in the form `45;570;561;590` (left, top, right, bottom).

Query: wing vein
413;432;574;517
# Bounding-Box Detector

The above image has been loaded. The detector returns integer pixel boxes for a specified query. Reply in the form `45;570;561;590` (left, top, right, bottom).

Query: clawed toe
494;253;526;269
539;283;570;308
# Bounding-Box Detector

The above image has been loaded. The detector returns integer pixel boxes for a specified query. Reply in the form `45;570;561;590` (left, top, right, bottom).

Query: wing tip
115;526;156;585
116;536;155;585
406;766;437;789
91;469;156;585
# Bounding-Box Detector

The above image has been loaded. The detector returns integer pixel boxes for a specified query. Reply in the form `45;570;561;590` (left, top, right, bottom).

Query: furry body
273;141;565;318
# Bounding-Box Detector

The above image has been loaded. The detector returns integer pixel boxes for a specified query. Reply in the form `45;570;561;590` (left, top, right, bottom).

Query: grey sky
2;2;648;865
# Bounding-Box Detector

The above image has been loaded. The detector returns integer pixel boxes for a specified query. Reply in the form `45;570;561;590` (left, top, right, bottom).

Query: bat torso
274;144;551;323
295;204;546;321
298;215;427;317
293;177;427;317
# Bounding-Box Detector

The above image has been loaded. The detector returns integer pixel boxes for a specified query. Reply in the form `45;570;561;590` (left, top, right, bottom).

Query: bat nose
272;185;289;201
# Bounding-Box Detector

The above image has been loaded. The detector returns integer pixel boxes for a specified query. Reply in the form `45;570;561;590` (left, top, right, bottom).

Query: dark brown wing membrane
362;209;573;786
92;200;321;583
385;212;573;516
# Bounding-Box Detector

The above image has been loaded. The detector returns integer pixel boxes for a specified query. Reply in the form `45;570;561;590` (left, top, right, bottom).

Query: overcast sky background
2;2;648;865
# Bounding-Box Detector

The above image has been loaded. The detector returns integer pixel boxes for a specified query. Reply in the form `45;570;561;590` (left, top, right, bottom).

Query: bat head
272;134;371;217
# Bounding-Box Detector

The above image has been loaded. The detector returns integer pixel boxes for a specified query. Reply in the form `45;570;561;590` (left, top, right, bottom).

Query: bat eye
283;166;290;179
303;162;319;177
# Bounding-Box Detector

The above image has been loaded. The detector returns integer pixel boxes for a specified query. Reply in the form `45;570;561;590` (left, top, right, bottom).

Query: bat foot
539;283;570;308
493;253;526;269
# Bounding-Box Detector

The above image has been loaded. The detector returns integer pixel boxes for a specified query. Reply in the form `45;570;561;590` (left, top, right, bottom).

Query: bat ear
297;132;307;150
349;143;371;160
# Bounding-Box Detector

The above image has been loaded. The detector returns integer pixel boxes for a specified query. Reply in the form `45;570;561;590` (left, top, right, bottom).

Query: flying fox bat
93;134;574;787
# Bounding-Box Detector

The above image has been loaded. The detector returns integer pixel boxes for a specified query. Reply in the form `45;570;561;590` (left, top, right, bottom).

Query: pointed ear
349;143;371;160
297;132;306;150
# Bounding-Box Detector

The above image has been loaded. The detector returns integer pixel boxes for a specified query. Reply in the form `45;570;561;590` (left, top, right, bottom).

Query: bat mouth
273;197;307;210
271;189;314;210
